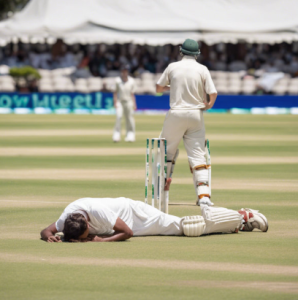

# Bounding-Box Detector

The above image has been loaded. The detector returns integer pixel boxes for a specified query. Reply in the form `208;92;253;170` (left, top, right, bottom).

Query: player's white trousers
131;201;183;236
114;100;135;135
160;109;206;168
131;202;243;236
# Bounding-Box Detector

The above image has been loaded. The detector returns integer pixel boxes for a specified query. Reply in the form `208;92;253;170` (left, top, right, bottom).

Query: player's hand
47;235;61;243
202;102;212;111
84;235;103;242
164;178;172;191
92;236;103;242
198;197;214;206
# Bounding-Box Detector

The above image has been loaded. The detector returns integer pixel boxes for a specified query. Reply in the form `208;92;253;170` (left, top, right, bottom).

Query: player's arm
156;84;170;93
156;67;170;94
203;68;217;110
131;93;137;110
40;222;61;243
88;218;133;242
203;93;217;110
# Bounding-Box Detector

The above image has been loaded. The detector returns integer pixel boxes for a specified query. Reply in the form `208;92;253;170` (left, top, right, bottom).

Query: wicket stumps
145;138;168;213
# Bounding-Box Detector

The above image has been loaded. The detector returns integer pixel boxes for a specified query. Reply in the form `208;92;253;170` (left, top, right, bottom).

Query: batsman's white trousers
114;100;135;135
161;109;206;168
132;202;243;236
131;201;183;236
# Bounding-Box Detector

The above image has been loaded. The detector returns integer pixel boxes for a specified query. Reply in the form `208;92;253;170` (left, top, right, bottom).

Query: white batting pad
200;205;243;234
193;169;210;198
193;168;209;182
182;215;206;237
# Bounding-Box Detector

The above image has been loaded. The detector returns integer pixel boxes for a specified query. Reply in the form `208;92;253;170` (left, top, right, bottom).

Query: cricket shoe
125;131;135;142
113;132;121;142
238;208;268;232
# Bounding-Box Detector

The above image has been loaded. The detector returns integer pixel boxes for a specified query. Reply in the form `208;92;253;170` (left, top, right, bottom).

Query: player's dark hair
63;213;87;242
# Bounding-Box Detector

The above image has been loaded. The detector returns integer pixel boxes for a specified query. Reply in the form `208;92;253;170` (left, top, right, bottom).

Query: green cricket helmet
180;39;200;56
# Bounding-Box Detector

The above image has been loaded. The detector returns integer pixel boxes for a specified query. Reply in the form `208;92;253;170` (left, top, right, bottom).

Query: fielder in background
113;64;137;142
40;197;268;243
156;39;217;206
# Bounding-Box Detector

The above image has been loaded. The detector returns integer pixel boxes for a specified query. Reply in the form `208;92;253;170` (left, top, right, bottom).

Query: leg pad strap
197;183;210;199
193;164;211;171
190;164;211;173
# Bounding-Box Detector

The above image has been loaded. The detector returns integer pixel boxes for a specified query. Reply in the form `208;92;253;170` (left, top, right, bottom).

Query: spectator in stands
70;50;92;80
289;56;298;76
2;40;295;75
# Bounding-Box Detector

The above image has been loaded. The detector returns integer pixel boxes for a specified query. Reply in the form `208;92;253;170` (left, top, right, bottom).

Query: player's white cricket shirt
55;197;182;236
114;76;135;102
56;197;133;235
157;56;217;110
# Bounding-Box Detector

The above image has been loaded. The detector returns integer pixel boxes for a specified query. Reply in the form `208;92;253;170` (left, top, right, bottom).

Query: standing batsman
113;65;137;142
156;39;217;206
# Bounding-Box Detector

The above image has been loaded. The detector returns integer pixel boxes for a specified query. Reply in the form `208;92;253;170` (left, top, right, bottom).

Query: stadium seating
272;77;290;95
0;67;297;95
0;82;15;92
102;77;116;92
88;77;103;92
288;78;298;95
75;78;89;93
0;75;15;91
242;78;257;94
39;82;54;92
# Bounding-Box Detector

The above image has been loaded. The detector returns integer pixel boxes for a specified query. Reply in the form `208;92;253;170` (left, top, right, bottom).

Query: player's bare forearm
156;84;170;93
204;93;217;110
82;218;133;242
87;231;132;242
40;222;61;242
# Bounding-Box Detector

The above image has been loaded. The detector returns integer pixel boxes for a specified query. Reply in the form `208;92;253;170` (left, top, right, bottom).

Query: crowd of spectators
1;39;298;78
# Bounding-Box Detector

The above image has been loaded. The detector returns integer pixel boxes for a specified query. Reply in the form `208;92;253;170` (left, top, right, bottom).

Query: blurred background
0;0;297;114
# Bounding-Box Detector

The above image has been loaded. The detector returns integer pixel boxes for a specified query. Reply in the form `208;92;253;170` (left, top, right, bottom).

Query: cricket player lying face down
40;197;268;243
156;38;217;206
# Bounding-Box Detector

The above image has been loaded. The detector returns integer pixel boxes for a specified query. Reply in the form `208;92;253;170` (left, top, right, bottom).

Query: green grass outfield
0;114;298;300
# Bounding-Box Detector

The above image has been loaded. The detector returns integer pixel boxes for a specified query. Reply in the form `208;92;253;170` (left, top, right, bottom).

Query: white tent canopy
0;0;297;46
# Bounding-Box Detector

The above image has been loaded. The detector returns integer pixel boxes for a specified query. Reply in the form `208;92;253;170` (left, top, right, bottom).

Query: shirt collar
182;55;196;61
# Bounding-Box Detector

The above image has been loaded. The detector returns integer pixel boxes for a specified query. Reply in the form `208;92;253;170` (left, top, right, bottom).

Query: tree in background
0;0;30;20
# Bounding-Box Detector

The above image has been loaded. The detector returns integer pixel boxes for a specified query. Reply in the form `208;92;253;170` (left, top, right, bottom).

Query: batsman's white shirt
157;56;217;110
55;197;182;236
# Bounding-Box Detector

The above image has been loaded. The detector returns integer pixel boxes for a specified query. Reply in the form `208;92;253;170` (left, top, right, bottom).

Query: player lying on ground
40;197;268;243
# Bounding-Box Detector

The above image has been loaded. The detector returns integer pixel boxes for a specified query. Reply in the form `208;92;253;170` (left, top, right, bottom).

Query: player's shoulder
128;76;135;82
168;61;181;68
164;61;181;73
195;62;209;72
115;76;122;83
